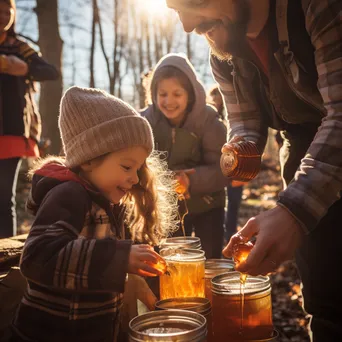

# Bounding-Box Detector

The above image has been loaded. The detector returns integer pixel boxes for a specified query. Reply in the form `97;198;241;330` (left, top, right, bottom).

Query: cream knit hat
59;86;154;167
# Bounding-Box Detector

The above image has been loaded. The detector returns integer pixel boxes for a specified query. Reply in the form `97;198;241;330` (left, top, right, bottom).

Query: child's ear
80;161;93;173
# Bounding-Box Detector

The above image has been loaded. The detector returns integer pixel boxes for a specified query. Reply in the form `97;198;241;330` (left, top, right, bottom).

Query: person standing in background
142;53;230;259
0;0;59;237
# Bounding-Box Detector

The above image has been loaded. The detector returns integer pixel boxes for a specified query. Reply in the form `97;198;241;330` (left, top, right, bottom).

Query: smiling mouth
117;186;129;195
163;107;178;112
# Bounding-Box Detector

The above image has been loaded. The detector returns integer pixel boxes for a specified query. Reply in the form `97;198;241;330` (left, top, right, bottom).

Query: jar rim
155;297;211;315
160;236;202;250
211;271;270;294
205;259;235;277
160;248;206;262
129;309;207;341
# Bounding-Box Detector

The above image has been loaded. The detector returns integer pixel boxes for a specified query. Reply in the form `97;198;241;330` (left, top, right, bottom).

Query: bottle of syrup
220;137;261;181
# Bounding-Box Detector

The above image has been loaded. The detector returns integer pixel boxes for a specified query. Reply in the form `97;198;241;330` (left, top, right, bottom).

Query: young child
141;53;229;259
11;86;178;342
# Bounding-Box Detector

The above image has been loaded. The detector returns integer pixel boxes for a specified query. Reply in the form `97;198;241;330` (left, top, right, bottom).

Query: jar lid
129;309;207;341
160;248;206;262
205;259;235;278
211;271;270;295
160;236;202;250
155;297;211;316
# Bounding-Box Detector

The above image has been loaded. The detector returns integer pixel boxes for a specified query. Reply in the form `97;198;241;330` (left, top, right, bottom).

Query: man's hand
221;136;245;154
0;55;28;76
223;205;303;275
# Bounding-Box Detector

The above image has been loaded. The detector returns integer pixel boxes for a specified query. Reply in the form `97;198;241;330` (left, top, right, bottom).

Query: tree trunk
89;0;97;88
35;0;63;155
186;34;192;61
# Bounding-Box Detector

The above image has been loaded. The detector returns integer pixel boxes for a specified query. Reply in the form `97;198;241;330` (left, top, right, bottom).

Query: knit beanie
59;86;154;168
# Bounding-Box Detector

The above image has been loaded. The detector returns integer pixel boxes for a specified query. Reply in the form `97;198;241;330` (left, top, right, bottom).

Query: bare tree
35;0;63;154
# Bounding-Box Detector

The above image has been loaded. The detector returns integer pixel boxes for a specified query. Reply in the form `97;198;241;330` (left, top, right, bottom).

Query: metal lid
205;259;235;278
155;297;211;316
160;236;202;250
129;309;207;342
160;248;206;262
211;271;270;295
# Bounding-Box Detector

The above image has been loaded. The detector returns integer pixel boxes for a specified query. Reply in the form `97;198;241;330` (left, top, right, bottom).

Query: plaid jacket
211;0;342;232
12;164;132;342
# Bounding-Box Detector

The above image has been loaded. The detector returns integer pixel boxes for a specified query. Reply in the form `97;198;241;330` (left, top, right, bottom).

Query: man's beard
195;0;250;60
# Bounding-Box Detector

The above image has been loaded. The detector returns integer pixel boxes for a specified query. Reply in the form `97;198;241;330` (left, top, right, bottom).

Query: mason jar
211;272;273;341
160;236;202;250
159;248;205;299
155;297;213;342
204;259;235;302
128;309;207;342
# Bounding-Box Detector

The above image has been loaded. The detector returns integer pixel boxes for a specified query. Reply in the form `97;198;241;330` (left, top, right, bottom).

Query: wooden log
0;235;27;273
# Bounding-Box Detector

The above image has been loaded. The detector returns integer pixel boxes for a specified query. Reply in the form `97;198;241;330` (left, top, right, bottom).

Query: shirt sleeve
210;54;268;153
277;0;342;233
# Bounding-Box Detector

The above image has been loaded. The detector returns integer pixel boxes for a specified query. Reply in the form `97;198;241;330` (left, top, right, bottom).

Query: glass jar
155;297;213;342
128;309;207;342
211;272;273;341
205;259;235;302
159;248;205;300
160;236;202;250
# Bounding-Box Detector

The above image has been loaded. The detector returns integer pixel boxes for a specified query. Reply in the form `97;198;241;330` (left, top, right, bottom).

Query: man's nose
178;12;201;33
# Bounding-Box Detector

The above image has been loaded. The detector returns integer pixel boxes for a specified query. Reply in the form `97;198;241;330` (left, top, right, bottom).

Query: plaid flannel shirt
211;0;342;233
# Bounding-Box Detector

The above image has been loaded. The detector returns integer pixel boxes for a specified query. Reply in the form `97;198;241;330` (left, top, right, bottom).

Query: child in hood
142;53;230;259
11;86;178;342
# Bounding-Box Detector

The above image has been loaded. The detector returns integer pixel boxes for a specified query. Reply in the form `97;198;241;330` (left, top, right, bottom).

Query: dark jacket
210;0;342;232
0;35;59;141
12;162;131;342
142;54;229;215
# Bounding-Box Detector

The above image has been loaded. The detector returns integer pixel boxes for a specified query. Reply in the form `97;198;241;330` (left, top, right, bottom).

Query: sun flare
136;0;171;18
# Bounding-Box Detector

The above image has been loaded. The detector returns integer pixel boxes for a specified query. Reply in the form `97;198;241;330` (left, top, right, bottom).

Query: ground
15;157;311;341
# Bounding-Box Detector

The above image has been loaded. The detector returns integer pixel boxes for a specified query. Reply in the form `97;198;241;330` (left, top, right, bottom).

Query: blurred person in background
0;0;59;237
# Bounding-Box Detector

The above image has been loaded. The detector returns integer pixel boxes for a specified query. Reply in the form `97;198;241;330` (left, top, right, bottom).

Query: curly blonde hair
125;151;179;245
29;152;179;246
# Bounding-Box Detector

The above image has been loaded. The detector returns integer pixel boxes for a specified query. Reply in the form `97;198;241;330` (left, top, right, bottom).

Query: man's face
166;0;250;60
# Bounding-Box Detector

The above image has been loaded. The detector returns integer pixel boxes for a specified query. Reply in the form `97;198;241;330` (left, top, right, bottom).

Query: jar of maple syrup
211;271;273;341
204;259;235;302
128;309;207;341
220;138;261;181
159;248;205;300
155;297;213;342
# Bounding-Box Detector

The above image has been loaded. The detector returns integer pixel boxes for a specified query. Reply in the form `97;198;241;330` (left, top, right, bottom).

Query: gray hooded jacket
141;53;229;214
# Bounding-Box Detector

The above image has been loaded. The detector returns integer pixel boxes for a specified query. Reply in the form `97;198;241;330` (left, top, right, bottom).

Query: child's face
156;77;189;126
82;146;148;204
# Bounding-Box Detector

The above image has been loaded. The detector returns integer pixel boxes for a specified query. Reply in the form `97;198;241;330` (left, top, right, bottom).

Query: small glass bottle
220;138;261;181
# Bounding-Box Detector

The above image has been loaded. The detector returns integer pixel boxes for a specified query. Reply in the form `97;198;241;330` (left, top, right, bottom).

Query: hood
143;53;214;133
27;159;92;215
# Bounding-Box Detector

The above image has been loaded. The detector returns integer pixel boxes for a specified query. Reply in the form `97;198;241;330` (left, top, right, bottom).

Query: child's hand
128;244;166;277
174;169;195;199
